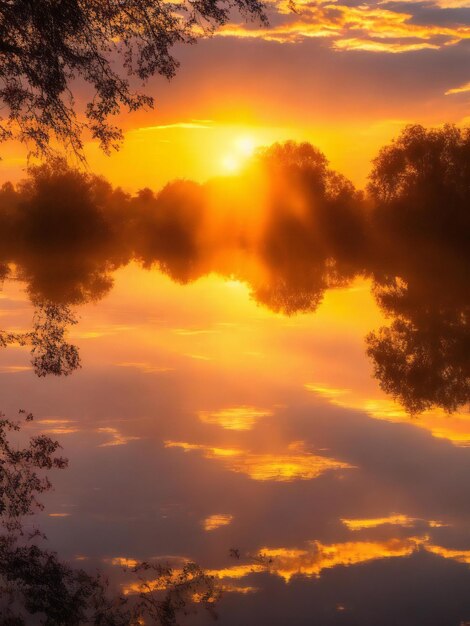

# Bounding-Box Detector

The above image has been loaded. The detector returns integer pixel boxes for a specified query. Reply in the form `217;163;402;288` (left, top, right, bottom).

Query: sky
2;0;470;190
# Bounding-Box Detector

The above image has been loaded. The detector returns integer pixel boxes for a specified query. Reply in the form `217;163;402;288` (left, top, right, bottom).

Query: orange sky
2;0;470;190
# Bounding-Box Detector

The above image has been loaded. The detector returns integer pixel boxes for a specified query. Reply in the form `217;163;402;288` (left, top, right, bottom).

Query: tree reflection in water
0;125;468;411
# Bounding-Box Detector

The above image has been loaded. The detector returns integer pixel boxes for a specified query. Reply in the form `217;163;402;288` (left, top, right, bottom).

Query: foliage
366;314;469;414
367;125;470;414
0;410;67;533
0;0;265;157
0;301;81;377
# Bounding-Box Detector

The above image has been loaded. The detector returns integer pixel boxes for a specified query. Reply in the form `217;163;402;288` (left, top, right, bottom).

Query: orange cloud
333;38;439;53
445;81;470;95
115;361;174;374
133;121;213;132
97;427;141;447
164;440;353;481
426;544;470;564
109;557;140;568
209;537;470;583
342;514;417;530
115;536;470;596
215;1;470;52
207;538;424;582
202;513;234;531
36;418;80;435
304;383;470;447
0;365;33;373
198;406;273;430
341;514;447;530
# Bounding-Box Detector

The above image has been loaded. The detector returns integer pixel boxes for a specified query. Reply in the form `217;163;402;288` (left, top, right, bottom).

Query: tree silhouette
0;410;102;623
366;309;469;414
248;141;364;314
0;301;81;377
0;0;266;157
366;125;470;413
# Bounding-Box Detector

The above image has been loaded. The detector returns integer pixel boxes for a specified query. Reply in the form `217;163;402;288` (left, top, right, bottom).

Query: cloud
172;328;220;336
341;514;446;530
36;419;80;435
333;37;440;52
434;0;470;7
0;365;33;373
97;427;141;447
198;406;273;430
248;538;424;581
134;122;213;132
202;513;234;531
118;549;401;598
304;383;351;399
207;536;470;583
115;361;175;374
305;382;470;446
445;80;470;94
108;557;140;568
426;544;470;563
164;440;354;481
214;0;470;53
215;20;339;43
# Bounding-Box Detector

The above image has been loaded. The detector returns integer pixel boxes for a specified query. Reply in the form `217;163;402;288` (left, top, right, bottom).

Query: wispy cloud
202;513;234;531
304;382;470;447
207;536;470;583
305;383;351;400
135;121;214;132
333;38;439;53
37;419;80;435
208;537;424;582
172;328;220;336
115;361;174;374
198;406;273;431
164;440;353;481
97;427;141;447
341;514;447;530
0;365;32;374
445;80;470;95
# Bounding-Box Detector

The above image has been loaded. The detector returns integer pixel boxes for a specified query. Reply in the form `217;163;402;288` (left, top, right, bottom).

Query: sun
235;136;256;157
221;135;257;174
221;154;241;173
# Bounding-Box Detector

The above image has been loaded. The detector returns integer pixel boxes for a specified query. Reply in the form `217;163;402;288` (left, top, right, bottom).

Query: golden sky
2;0;470;189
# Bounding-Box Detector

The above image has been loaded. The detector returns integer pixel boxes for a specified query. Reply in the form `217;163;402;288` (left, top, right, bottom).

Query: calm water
1;263;469;625
0;153;469;625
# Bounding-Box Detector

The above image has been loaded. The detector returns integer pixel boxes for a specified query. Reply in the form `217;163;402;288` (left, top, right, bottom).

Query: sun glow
221;135;257;174
235;136;256;156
